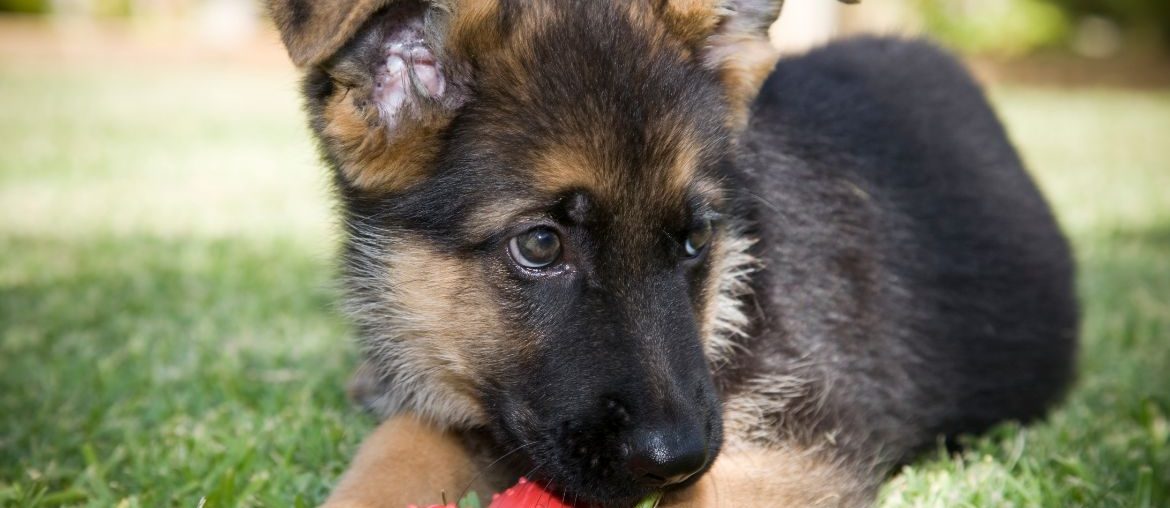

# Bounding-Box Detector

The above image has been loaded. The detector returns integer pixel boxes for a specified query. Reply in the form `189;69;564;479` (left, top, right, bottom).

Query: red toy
406;477;660;508
487;478;573;508
407;477;572;508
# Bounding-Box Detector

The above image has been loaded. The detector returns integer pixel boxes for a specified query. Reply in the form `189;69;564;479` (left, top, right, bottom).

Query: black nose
624;429;708;487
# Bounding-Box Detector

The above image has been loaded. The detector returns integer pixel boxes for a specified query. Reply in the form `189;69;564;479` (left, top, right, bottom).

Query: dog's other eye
684;220;713;258
509;227;562;268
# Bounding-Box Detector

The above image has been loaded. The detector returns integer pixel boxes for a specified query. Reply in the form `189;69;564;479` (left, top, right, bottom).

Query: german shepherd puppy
267;0;1078;506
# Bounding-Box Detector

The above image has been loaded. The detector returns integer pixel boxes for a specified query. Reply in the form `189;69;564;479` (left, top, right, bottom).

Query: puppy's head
272;0;781;503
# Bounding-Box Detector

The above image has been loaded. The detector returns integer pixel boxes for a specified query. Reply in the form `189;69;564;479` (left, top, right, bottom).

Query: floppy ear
267;0;490;193
659;0;856;129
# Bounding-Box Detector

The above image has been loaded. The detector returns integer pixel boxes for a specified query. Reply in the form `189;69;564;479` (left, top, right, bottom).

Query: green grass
2;59;1168;507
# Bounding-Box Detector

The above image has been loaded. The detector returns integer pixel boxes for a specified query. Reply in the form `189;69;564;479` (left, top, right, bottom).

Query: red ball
488;478;573;508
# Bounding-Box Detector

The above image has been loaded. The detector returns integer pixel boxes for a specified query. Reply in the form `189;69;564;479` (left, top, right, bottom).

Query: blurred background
775;0;1170;87
3;0;1169;83
1;0;1168;506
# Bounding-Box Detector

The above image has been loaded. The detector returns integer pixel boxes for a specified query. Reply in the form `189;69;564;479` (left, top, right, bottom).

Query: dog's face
271;0;781;503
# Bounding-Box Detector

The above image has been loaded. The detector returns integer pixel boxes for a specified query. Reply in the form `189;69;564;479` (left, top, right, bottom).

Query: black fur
732;36;1078;463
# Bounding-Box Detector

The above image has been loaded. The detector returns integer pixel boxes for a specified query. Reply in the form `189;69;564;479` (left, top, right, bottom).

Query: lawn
1;54;1168;506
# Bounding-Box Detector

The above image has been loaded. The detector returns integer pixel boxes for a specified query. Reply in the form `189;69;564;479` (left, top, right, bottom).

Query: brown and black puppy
267;0;1078;506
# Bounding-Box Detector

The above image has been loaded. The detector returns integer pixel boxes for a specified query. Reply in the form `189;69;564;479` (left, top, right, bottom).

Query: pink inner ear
371;18;446;125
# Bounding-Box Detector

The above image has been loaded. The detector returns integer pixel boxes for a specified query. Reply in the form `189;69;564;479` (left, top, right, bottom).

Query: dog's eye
509;227;562;268
684;220;713;258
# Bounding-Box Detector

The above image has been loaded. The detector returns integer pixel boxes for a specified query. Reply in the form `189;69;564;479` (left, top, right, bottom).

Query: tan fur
321;88;450;193
531;145;609;197
704;34;782;130
658;126;708;199
446;0;505;60
530;126;709;210
655;0;721;51
322;415;495;508
721;373;820;445
657;0;786;130
346;233;508;427
661;445;872;507
460;197;550;242
700;227;759;368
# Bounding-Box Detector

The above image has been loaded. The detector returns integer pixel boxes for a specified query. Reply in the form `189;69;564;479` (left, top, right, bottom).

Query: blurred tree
912;0;1169;55
1;0;140;16
0;0;48;14
1055;0;1170;47
914;0;1071;55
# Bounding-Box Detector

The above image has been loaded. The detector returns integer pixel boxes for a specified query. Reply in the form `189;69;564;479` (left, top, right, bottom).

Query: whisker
517;462;546;506
541;482;554;507
522;460;545;480
712;467;722;508
455;441;537;502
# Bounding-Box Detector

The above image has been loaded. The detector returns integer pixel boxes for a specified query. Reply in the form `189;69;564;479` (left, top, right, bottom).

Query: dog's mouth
492;400;716;507
519;458;662;508
519;450;708;508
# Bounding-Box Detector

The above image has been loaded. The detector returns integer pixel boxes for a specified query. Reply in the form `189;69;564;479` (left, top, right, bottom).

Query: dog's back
726;36;1078;464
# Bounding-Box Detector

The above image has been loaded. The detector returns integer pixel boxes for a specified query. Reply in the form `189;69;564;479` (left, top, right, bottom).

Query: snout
624;425;710;487
545;391;720;503
513;278;724;502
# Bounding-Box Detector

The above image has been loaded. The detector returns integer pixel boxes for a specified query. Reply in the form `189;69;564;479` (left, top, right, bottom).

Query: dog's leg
322;415;487;508
662;446;874;508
